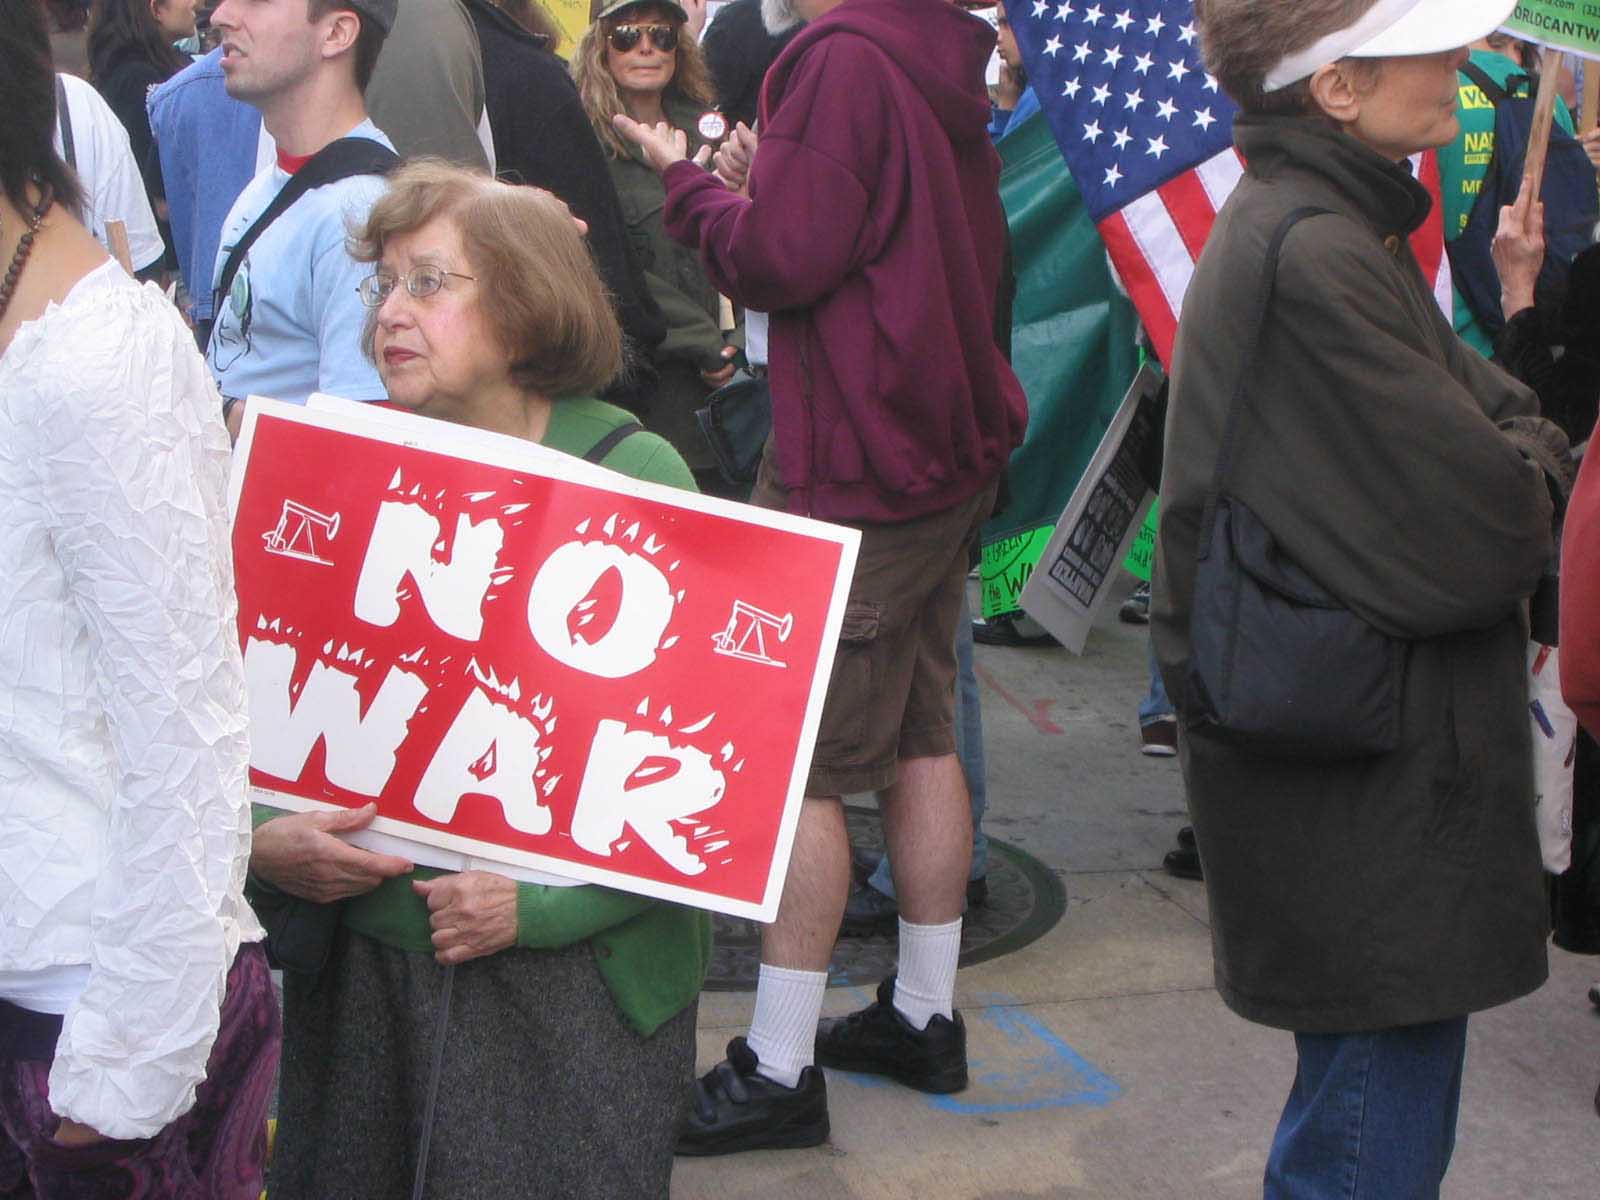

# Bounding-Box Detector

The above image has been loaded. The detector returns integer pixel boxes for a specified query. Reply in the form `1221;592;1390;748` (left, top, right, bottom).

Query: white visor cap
1263;0;1518;92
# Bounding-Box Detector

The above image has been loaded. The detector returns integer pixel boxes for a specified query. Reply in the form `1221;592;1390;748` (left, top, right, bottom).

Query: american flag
1007;0;1452;365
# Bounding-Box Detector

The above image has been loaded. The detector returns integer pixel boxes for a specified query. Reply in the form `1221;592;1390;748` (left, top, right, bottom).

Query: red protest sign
229;400;858;921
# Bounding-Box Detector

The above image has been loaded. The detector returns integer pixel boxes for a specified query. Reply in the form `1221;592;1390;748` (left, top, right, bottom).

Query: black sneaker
814;977;968;1094
675;1037;829;1157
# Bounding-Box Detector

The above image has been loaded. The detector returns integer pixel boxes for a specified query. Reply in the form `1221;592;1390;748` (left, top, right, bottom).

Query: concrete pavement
672;589;1599;1199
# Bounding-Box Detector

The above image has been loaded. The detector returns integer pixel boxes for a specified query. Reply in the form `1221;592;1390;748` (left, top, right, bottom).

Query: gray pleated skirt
268;928;697;1199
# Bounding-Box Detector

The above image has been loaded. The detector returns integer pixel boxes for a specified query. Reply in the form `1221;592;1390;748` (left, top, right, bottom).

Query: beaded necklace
0;186;54;326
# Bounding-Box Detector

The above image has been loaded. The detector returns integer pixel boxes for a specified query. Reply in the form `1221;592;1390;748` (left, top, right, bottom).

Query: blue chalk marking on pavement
931;997;1121;1115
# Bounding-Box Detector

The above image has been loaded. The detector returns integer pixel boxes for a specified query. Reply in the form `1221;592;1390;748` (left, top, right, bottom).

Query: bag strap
1459;61;1515;107
583;420;643;464
1197;206;1332;553
56;76;76;172
214;137;399;315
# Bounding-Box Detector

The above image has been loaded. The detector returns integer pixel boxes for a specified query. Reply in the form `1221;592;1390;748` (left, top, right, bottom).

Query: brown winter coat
1151;116;1557;1033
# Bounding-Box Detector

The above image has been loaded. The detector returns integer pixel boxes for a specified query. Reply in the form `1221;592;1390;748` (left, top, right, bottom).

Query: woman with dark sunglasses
573;0;742;496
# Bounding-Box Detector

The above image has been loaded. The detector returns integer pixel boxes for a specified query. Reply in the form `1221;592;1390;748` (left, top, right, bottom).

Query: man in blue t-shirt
205;0;399;430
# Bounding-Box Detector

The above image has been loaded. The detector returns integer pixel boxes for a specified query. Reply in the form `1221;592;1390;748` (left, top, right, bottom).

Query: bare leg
881;753;971;925
760;794;850;969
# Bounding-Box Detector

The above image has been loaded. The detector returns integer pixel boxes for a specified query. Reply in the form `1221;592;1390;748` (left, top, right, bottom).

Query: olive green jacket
609;91;734;469
1152;117;1557;1033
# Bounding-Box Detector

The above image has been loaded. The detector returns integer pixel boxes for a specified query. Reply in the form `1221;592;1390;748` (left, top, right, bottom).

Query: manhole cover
705;803;1066;991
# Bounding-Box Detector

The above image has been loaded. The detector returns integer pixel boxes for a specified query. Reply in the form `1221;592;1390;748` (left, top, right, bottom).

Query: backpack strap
214;137;400;317
1459;61;1515;107
583;421;644;464
56;75;76;172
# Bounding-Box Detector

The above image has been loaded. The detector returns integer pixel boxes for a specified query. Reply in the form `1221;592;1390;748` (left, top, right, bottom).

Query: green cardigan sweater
254;397;711;1036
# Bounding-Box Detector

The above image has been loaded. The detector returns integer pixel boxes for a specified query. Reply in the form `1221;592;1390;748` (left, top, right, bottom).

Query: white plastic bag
1529;642;1578;874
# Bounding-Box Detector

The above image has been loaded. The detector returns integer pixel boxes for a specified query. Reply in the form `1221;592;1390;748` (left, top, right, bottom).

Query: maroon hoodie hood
664;0;1028;522
763;0;997;152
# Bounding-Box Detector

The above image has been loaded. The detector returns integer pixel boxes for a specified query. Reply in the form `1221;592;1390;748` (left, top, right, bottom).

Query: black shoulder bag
1176;206;1407;761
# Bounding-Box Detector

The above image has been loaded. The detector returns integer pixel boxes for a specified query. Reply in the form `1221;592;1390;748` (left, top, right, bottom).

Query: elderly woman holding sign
252;160;709;1200
1153;0;1572;1194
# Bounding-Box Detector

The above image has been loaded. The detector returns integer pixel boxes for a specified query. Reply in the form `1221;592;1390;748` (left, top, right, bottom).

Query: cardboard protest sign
229;399;858;922
1503;3;1600;61
1019;363;1162;653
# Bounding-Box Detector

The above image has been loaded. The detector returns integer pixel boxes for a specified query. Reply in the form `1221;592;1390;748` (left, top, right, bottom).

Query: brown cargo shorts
752;446;997;797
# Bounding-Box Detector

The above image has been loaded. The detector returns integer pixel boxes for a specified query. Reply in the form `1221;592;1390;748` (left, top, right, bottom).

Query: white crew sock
746;964;828;1088
893;917;962;1031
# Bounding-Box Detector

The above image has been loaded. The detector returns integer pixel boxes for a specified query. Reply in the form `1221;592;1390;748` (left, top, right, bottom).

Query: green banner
1504;3;1600;61
981;525;1055;618
1122;500;1159;583
982;106;1142;617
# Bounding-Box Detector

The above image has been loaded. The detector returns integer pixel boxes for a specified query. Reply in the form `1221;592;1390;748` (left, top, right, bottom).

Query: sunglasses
608;23;679;53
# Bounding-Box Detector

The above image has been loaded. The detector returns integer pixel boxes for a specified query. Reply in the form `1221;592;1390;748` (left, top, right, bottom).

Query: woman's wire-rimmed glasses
357;264;478;308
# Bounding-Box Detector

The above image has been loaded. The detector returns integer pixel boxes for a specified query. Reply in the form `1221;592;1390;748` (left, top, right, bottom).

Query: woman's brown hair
350;159;624;399
571;3;718;159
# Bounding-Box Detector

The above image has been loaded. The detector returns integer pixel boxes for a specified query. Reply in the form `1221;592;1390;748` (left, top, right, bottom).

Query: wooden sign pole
104;218;133;275
1524;50;1568;197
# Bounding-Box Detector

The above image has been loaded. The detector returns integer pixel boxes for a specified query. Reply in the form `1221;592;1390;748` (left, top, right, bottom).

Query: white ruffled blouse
0;261;262;1140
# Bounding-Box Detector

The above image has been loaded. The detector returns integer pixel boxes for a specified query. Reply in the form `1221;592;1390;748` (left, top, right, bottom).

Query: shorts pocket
813;602;882;767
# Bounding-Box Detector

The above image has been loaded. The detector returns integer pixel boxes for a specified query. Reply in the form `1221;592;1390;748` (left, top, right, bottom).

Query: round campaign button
697;111;729;142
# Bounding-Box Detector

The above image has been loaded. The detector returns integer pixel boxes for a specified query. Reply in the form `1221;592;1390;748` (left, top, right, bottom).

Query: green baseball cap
592;0;690;22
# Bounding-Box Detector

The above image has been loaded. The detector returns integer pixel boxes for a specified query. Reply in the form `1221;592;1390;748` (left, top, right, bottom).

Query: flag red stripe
1157;171;1216;262
1098;211;1179;367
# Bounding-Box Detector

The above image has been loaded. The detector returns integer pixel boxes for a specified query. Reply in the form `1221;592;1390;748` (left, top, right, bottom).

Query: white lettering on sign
354;502;504;641
571;717;729;875
413;686;555;835
244;637;427;795
527;536;678;678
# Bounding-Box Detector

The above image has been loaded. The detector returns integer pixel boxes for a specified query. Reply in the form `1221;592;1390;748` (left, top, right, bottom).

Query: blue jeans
1265;1016;1468;1200
870;591;988;895
1138;637;1174;727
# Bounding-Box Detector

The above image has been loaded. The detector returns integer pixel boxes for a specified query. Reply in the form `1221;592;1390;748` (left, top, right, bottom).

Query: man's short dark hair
306;0;387;93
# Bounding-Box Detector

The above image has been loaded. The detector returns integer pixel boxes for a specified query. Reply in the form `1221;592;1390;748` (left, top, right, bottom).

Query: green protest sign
1122;500;1160;583
1503;2;1600;61
981;524;1055;618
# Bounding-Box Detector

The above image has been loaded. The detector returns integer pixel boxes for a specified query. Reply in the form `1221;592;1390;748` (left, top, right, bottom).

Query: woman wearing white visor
1155;2;1572;1197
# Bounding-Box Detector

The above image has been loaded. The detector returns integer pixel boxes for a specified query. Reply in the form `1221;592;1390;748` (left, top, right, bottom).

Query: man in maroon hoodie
620;0;1026;1154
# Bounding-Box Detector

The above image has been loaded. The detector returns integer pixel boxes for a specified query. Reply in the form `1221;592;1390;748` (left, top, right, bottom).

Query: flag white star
1031;0;1048;16
1167;59;1191;82
1062;77;1082;98
1178;22;1197;44
1091;83;1112;105
1112;8;1133;31
1082;119;1103;143
1103;44;1124;68
1146;135;1169;159
1133;52;1154;75
1204;74;1219;92
1193;106;1217;131
1155;97;1179;121
1054;1;1073;19
1112;127;1132;150
1083;3;1104;25
1145;13;1165;36
1123;88;1144;111
1073;40;1092;62
1043;35;1063;56
1104;163;1124;187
